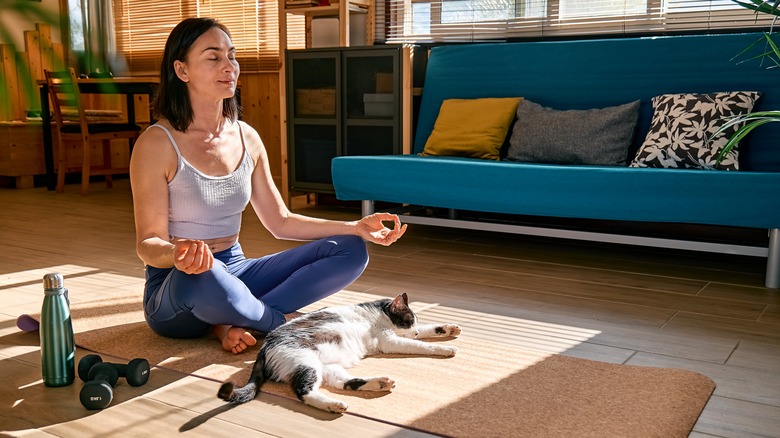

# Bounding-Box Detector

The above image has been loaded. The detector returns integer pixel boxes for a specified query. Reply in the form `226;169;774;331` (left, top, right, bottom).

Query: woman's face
174;26;239;101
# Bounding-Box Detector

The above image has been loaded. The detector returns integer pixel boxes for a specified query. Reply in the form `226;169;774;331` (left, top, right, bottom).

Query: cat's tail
217;349;267;404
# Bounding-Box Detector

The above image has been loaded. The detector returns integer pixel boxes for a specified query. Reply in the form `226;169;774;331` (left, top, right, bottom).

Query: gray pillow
507;99;640;166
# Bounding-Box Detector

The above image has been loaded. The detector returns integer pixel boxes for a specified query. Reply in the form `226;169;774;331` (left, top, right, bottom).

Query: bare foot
214;325;257;354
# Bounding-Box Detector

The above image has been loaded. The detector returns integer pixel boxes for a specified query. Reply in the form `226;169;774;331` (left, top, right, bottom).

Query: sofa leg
362;200;375;217
767;228;780;289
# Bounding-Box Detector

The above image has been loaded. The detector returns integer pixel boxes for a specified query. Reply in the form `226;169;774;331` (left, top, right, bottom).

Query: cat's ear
391;293;408;312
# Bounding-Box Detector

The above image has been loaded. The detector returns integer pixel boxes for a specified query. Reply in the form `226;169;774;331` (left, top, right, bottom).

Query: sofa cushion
630;91;760;171
507;99;640;166
332;154;780;229
420;97;521;160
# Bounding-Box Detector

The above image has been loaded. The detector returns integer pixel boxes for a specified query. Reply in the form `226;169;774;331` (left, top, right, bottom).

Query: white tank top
150;122;254;240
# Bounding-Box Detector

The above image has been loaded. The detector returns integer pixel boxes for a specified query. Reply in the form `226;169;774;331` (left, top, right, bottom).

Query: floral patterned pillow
630;91;760;171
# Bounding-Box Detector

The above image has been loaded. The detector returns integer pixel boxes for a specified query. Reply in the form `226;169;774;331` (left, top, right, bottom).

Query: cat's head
385;293;419;339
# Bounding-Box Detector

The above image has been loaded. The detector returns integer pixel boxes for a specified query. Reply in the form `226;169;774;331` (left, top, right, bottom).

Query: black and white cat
217;293;461;413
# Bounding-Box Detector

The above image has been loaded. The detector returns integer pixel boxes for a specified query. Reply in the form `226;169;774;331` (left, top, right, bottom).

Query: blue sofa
331;33;780;288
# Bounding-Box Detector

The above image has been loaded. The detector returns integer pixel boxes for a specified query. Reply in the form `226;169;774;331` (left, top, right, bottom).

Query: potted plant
0;0;62;118
713;0;780;163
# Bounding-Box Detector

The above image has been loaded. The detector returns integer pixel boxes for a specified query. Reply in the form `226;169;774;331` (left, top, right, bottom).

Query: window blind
112;0;303;74
378;0;779;44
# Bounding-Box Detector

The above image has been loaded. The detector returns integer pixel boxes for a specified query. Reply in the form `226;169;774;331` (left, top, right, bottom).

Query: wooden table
38;77;159;191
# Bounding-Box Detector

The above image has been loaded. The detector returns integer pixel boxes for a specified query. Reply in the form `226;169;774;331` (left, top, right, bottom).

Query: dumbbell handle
111;358;150;386
77;355;150;386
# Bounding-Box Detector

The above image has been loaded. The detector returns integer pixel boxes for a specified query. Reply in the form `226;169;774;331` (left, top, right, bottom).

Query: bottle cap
43;273;65;291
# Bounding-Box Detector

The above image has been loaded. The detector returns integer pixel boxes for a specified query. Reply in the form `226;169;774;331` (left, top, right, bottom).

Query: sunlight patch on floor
297;290;601;356
299;289;392;312
412;302;601;355
0;264;99;287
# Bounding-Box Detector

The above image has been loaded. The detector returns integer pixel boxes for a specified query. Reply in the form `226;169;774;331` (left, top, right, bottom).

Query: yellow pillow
420;97;522;160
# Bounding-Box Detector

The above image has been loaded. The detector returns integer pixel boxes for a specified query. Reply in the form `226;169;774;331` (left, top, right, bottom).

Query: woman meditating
129;17;406;354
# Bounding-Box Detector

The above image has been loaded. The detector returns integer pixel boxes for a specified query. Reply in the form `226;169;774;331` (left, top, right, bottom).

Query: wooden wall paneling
24;30;42;82
53;43;64;71
1;44;23;121
0;45;8;121
18;50;31;118
241;72;282;189
36;23;57;73
278;0;289;205
1;24;65;122
258;73;282;188
23;30;41;114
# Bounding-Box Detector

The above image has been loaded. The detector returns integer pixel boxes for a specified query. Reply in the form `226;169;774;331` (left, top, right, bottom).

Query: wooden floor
1;180;779;437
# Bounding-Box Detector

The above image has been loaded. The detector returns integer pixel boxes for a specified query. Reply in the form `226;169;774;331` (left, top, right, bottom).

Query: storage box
296;88;336;116
375;73;394;93
363;93;393;117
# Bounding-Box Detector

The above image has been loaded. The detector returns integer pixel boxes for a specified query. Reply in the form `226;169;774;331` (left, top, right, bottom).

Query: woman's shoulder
133;122;178;162
236;119;260;139
235;119;266;160
138;121;174;142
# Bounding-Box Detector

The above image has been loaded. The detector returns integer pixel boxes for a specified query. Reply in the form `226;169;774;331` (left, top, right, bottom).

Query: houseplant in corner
0;0;62;118
712;0;780;163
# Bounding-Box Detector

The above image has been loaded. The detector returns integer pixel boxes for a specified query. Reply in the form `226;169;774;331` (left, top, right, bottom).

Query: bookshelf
278;0;376;203
284;46;411;194
281;0;374;47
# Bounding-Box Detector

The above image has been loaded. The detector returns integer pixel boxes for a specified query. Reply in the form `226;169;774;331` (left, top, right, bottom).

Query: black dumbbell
80;363;118;410
78;354;150;387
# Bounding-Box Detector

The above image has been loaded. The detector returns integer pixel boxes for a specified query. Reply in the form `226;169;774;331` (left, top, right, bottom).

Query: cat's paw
438;324;461;337
327;400;349;413
433;345;457;357
361;376;396;391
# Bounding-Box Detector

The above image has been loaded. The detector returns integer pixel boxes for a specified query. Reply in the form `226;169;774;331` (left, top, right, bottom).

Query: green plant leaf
732;0;780;16
0;1;62;119
711;111;780;163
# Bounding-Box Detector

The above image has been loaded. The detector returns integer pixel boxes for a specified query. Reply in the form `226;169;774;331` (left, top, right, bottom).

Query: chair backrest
44;68;88;134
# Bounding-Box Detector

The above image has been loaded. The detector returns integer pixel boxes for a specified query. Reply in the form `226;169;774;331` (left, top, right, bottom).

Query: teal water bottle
40;273;76;387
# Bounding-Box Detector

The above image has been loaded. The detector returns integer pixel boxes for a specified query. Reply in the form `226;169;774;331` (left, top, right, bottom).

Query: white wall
311;15;367;48
0;0;62;48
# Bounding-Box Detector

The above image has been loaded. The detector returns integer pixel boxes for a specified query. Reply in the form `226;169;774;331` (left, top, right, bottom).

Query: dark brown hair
151;17;241;132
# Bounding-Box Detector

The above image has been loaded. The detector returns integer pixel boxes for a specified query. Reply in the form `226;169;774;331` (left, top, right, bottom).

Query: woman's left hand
355;212;407;246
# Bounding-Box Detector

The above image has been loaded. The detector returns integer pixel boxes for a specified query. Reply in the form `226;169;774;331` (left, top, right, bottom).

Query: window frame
111;0;287;75
382;0;775;44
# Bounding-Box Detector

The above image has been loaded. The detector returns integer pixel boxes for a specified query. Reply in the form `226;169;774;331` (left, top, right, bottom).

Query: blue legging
143;235;368;338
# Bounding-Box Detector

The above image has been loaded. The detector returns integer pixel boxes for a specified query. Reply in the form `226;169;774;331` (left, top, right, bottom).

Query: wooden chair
44;68;141;195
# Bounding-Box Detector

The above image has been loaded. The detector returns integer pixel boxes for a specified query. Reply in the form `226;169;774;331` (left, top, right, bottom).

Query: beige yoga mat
65;292;715;438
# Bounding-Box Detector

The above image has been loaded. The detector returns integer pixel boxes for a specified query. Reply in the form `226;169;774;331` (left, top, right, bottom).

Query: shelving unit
280;0;374;48
284;46;411;194
279;0;402;204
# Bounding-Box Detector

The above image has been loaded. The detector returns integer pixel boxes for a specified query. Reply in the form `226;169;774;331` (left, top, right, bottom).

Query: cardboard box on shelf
296;88;336;116
375;73;394;93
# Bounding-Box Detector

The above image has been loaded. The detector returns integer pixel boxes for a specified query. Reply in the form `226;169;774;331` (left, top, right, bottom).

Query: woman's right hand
173;239;214;274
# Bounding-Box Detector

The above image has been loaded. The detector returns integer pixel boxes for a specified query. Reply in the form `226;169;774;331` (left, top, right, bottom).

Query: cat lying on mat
217;293;461;413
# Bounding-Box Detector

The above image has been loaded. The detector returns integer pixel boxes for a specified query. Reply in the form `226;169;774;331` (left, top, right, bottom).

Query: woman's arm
244;122;406;245
129;126;213;272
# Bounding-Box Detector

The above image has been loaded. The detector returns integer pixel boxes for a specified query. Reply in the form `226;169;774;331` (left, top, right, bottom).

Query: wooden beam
1;44;23;121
